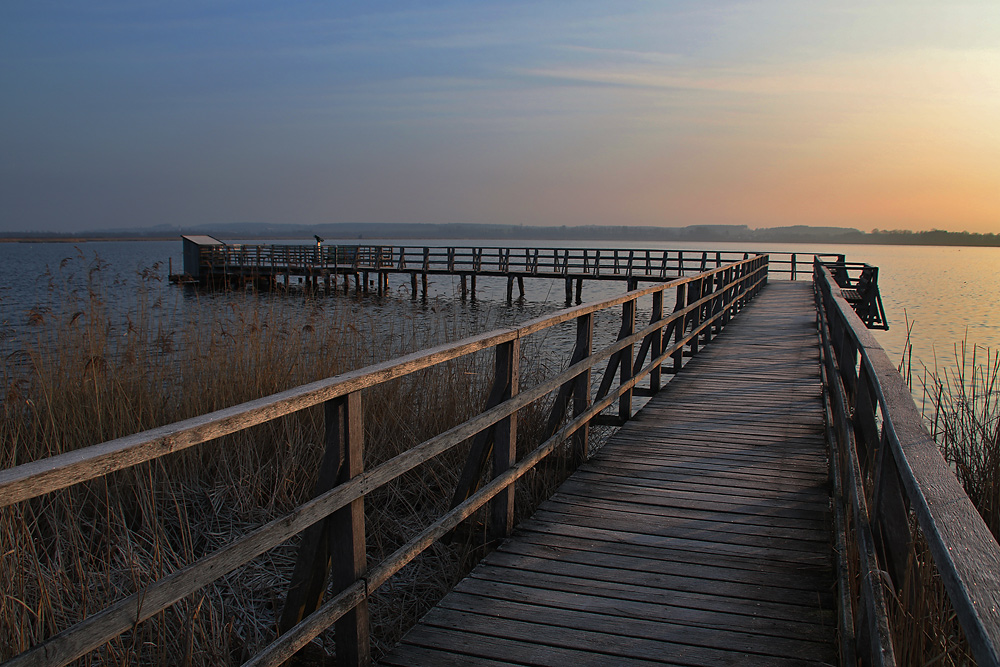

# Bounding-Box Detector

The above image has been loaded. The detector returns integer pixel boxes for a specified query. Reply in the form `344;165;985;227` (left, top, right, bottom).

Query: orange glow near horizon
2;4;999;233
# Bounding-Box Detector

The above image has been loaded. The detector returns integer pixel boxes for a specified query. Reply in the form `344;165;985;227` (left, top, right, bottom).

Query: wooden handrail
2;257;768;666
815;262;1000;667
189;243;823;281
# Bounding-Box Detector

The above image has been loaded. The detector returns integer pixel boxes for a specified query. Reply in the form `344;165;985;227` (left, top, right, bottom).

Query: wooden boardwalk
381;282;837;666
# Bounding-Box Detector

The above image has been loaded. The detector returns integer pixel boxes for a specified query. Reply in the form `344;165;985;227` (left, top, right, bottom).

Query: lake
2;238;998;380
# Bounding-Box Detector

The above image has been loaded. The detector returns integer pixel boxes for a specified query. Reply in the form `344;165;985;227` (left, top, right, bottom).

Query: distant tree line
3;223;999;247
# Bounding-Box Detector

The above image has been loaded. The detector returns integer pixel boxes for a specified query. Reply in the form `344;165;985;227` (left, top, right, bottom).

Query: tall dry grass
0;255;567;664
882;332;999;665
922;340;1000;540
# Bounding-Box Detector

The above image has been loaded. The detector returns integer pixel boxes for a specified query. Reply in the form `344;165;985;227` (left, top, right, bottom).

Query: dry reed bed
0;258;576;664
878;337;1000;665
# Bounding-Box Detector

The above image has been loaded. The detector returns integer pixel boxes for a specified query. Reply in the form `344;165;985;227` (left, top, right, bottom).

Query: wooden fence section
381;282;838;667
0;257;768;666
816;264;1000;666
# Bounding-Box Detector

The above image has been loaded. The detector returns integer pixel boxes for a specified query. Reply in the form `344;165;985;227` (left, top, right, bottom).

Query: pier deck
382;282;836;666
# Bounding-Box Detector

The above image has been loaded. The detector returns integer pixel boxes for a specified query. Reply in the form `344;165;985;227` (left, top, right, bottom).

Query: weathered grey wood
328;392;370;667
818;264;1000;666
383;282;837;667
489;339;519;540
450;578;831;641
572;313;593;463
649;290;663;391
279;392;366;638
618;298;635;421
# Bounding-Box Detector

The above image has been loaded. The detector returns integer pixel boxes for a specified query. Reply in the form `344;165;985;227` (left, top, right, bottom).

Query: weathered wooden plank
495;539;835;600
554;478;831;521
525;506;832;553
465;566;834;626
379;644;517;667
395;625;666;667
435;593;835;662
511;523;833;575
414;606;827;667
578;457;830;489
565;468;831;504
449;579;831;642
546;494;831;535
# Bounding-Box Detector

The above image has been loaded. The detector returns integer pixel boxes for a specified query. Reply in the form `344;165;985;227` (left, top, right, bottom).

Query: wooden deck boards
381;282;836;666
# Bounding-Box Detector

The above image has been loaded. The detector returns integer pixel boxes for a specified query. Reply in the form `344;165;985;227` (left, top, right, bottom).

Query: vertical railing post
688;277;702;356
573;313;593;463
490;339;520;540
280;391;369;667
649;290;664;393
672;283;686;374
721;267;734;326
619;298;635;421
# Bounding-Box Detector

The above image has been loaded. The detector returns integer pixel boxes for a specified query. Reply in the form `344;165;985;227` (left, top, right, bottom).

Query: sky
1;1;999;234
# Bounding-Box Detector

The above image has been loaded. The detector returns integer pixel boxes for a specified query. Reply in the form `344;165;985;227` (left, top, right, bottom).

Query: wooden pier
170;236;838;302
2;254;994;666
382;282;837;666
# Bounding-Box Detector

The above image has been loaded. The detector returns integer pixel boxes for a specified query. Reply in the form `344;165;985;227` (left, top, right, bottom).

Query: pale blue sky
2;1;998;232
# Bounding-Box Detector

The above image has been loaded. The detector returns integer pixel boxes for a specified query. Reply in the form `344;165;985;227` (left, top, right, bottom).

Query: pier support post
689;278;703;354
279;391;369;666
421;273;428;301
470;274;477;300
460;274;468;300
619;298;635;421
573;313;593;463
672;283;686;374
575;278;583;304
410;273;418;300
490;339;520;540
564;278;573;305
517;276;525;299
363;271;369;294
650;290;663;392
506;276;514;303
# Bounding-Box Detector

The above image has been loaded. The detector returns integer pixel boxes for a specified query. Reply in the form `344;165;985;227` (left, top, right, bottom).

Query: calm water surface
1;238;997;375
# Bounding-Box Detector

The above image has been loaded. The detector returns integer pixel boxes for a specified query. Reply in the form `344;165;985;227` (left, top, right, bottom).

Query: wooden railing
0;256;768;666
196;243;829;282
815;261;1000;666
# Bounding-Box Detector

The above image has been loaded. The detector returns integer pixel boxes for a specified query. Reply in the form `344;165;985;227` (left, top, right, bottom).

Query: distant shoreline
2;223;999;247
0;236;179;243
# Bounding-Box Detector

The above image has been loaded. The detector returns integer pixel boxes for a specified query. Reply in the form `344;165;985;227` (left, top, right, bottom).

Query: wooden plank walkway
381;282;836;666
